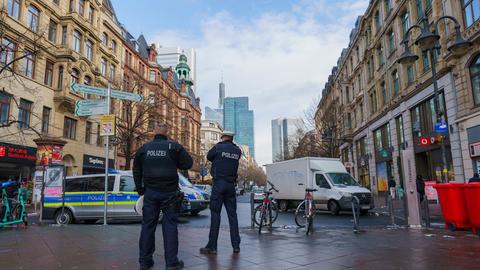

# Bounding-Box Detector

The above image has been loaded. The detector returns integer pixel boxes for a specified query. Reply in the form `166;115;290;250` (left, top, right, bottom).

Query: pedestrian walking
469;173;480;183
388;178;397;199
416;175;425;202
133;122;193;270
200;131;242;255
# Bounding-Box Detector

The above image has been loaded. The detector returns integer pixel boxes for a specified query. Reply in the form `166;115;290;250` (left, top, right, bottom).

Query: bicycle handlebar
267;180;279;192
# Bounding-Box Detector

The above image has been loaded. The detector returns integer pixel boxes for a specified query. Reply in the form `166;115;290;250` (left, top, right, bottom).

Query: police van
43;171;209;224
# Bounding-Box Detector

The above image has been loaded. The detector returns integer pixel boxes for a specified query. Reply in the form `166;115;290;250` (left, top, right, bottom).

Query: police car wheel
190;210;200;216
55;209;74;225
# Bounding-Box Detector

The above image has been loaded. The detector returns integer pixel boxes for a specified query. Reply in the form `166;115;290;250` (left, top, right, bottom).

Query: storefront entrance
414;147;453;182
0;142;36;183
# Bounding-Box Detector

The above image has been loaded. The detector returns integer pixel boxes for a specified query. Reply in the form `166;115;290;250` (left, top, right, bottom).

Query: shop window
18;99;32;129
22;50;35;78
41;106;50;133
0;38;15;66
48;20;57;43
7;0;20;20
85;121;92;144
373;123;391;154
410;93;447;138
63;117;77;140
470;54;480;106
27;5;40;32
396;115;405;150
44;61;54;86
0;92;11;124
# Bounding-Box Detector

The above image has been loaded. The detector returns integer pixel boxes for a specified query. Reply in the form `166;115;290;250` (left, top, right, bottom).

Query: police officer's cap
221;131;235;138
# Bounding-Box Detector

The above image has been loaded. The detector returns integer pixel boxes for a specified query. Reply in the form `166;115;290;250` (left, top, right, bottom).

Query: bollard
250;191;255;229
351;196;360;233
388;195;395;226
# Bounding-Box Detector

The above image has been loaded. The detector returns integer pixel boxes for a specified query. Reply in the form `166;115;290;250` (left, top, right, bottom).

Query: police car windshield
178;173;193;187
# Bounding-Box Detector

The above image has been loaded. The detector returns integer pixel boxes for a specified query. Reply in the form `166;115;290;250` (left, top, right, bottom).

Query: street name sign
75;99;108;116
71;83;144;102
100;114;116;136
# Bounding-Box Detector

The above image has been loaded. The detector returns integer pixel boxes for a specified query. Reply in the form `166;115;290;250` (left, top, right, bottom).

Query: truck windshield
327;173;359;186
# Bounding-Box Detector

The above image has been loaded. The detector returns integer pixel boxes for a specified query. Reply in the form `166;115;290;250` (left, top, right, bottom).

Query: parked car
43;171;210;224
194;184;212;196
235;186;245;195
266;157;373;215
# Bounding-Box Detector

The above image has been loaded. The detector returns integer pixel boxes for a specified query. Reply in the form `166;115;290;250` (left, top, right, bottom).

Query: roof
137;34;149;59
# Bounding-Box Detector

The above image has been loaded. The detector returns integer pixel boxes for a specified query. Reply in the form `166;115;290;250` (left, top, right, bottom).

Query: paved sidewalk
1;224;479;270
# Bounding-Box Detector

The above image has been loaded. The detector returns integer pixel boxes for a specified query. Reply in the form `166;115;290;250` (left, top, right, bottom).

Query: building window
425;0;432;11
102;32;108;46
96;124;102;146
7;0;20;20
0;92;11;124
18;99;32;129
84;76;92;98
373;123;391;153
411;93;446;138
385;0;391;16
63;117;77;140
110;40;117;53
422;50;430;72
374;10;381;31
359;102;364;122
149;70;156;82
370;91;377;114
0;38;15;65
57;66;64;89
88;6;95;23
44;61;54;86
69;0;74;12
469;54;480;106
392;69;399;97
416;0;424;20
85;40;93;61
48;20;57;43
85;121;92;144
381;81;387;105
73;30;82;52
41;106;50;133
463;0;480;27
346;86;350;103
71;68;79;84
388;31;395;53
53;0;59;5
100;58;107;76
27;5;40;32
396;115;405;150
78;0;85;16
22;50;35;78
401;12;410;37
407;64;415;83
61;26;67;46
378;45;384;66
109;64;115;81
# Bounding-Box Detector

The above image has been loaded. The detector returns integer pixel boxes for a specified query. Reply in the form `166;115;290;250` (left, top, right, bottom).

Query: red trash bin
433;183;470;231
464;183;480;236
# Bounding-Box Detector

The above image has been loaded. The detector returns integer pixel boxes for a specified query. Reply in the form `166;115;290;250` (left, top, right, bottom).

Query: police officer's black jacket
207;140;242;183
133;134;193;194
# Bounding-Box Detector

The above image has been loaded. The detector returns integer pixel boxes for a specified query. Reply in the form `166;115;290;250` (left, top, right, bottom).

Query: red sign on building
419;137;431;147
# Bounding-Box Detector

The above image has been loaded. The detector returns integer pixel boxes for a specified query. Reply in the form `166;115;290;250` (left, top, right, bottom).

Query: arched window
27;5;40;32
71;68;80;84
470;55;480;106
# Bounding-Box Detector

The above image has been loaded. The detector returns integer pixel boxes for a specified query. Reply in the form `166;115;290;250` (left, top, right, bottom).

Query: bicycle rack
351;196;360;233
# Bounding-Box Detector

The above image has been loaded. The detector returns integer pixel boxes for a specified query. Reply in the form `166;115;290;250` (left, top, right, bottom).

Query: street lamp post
397;13;472;183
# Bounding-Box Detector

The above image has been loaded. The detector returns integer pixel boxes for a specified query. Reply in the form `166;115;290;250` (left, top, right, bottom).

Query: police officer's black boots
199;247;217;255
139;261;154;270
166;260;184;270
233;247;240;254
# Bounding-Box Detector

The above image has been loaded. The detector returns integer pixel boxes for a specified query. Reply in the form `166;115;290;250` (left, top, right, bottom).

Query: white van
266;157;374;215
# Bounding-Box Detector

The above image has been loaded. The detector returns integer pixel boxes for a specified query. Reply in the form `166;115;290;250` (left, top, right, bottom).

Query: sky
112;0;369;166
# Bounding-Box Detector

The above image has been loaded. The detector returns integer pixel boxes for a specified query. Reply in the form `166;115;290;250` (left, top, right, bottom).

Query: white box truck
266;157;373;215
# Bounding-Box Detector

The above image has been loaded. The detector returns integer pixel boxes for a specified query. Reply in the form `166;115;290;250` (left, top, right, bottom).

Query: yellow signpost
100;114;116;136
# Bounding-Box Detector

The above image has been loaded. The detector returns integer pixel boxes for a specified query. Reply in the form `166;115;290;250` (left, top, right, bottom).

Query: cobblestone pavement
1;223;480;270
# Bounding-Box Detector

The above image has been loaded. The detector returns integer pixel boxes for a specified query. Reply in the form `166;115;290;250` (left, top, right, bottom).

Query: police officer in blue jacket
133;122;193;270
200;131;242;255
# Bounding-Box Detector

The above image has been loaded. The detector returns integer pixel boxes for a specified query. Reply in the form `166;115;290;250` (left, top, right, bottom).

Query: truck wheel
328;200;340;216
279;200;289;212
55;209;74;225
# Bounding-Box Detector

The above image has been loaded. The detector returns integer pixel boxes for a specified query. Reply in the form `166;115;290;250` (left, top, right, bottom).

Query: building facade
315;0;480;194
271;118;303;162
223;96;255;159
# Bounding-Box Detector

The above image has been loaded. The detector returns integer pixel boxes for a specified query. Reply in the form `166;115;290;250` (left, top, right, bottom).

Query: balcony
53;90;76;113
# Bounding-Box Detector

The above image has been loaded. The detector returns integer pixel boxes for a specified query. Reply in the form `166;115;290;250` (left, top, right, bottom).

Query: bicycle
254;181;279;234
0;181;28;228
294;188;317;235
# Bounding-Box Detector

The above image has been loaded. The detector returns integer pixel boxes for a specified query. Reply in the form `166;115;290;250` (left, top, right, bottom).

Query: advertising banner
376;162;388;192
44;166;65;198
37;145;63;166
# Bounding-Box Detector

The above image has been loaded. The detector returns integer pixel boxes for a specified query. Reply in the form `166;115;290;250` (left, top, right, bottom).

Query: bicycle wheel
306;216;314;235
258;208;265;234
254;204;264;226
12;204;28;225
295;201;307;228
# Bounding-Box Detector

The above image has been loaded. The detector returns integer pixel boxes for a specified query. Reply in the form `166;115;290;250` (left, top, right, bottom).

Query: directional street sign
75;99;108;116
71;83;143;102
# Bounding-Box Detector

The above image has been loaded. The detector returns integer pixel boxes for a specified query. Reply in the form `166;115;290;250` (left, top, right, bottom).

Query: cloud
151;0;368;166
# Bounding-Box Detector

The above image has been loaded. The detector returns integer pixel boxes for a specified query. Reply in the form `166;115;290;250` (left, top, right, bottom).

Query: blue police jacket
207;140;242;183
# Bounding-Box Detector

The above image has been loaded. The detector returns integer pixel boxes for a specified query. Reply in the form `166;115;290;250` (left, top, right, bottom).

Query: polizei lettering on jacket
221;152;240;160
146;150;167;157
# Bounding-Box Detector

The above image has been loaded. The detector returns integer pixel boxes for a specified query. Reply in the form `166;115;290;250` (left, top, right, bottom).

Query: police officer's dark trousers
206;180;240;250
139;189;179;267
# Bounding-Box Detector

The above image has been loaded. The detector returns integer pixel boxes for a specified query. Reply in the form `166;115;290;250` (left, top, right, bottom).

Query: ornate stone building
315;0;480;193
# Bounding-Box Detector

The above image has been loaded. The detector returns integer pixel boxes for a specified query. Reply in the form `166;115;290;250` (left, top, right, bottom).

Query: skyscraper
219;81;225;109
271;118;303;162
224;97;255;159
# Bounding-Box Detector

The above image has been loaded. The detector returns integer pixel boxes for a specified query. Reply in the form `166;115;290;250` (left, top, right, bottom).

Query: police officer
133;122;193;270
200;131;242;255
